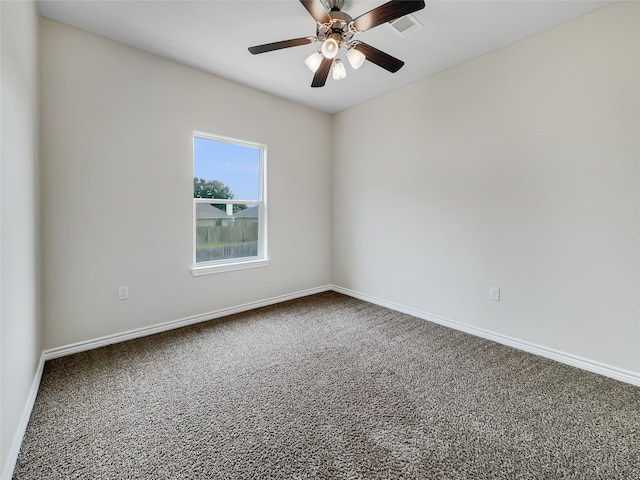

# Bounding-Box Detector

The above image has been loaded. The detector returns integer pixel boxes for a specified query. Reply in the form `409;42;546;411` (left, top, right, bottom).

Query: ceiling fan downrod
325;0;345;12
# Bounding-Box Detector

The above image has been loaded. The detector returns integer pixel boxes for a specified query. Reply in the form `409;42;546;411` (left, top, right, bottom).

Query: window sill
191;258;270;276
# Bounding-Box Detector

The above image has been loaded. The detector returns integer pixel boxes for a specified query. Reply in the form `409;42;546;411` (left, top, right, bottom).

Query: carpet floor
13;291;640;479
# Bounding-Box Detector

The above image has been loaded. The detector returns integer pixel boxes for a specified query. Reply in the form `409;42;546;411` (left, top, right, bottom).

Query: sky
193;136;260;201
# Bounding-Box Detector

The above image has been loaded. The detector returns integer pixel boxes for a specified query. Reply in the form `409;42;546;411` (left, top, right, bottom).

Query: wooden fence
196;241;258;262
196;219;259;261
196;219;258;244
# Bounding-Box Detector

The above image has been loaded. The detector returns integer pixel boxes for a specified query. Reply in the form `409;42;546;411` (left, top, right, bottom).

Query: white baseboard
331;285;640;387
1;353;45;480
43;285;333;360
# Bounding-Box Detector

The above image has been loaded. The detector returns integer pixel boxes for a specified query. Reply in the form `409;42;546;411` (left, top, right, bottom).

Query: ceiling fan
248;0;426;88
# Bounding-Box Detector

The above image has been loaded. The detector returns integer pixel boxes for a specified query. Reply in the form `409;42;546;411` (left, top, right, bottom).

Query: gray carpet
13;292;640;479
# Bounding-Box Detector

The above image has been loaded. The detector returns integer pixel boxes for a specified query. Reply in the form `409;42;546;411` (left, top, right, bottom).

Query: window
192;132;267;275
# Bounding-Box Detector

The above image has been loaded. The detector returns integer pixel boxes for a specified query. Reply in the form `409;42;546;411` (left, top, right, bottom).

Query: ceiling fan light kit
332;58;347;80
248;0;426;88
321;32;342;58
346;46;366;69
305;51;324;72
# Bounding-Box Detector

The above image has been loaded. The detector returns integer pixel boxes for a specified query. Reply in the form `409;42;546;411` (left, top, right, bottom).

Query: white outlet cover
489;287;500;301
118;286;129;300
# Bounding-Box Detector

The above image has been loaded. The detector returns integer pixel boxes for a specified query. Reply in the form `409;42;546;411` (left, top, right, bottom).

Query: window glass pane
194;136;260;201
192;132;266;272
196;204;260;262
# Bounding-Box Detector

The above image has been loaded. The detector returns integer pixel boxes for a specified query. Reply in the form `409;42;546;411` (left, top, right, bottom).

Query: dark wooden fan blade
300;0;331;25
353;0;425;32
311;57;333;87
248;37;314;55
354;42;404;73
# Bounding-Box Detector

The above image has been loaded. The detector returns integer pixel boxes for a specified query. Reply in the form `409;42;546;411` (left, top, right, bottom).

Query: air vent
388;14;423;37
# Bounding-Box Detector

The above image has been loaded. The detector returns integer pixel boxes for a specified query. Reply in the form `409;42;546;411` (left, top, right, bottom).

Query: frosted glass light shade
321;33;341;59
347;47;366;69
305;52;323;72
332;58;346;80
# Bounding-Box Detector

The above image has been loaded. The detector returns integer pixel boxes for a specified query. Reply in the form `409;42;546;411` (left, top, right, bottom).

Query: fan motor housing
317;10;354;42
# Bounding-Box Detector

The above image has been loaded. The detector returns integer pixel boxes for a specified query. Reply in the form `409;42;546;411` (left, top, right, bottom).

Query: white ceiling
36;0;615;114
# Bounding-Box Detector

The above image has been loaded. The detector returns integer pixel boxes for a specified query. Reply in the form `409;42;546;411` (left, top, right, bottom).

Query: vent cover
388;14;423;37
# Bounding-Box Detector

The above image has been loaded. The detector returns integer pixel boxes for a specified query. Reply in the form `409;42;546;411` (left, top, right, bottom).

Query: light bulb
347;47;366;70
304;52;323;72
321;33;341;59
332;58;346;81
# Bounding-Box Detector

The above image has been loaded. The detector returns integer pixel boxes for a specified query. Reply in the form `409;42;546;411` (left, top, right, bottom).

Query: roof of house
195;203;228;219
234;205;259;218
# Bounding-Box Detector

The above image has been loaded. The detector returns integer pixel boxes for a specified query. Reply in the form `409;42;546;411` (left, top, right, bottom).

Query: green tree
193;178;233;199
193;178;246;213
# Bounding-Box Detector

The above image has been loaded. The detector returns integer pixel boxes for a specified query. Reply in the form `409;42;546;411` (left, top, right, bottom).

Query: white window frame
191;131;268;276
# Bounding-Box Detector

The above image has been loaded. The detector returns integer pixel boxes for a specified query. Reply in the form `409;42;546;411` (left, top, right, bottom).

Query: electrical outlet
489;286;500;301
118;285;129;300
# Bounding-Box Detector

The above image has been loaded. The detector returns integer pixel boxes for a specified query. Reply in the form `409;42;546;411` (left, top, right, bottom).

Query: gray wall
333;1;640;373
0;1;41;475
